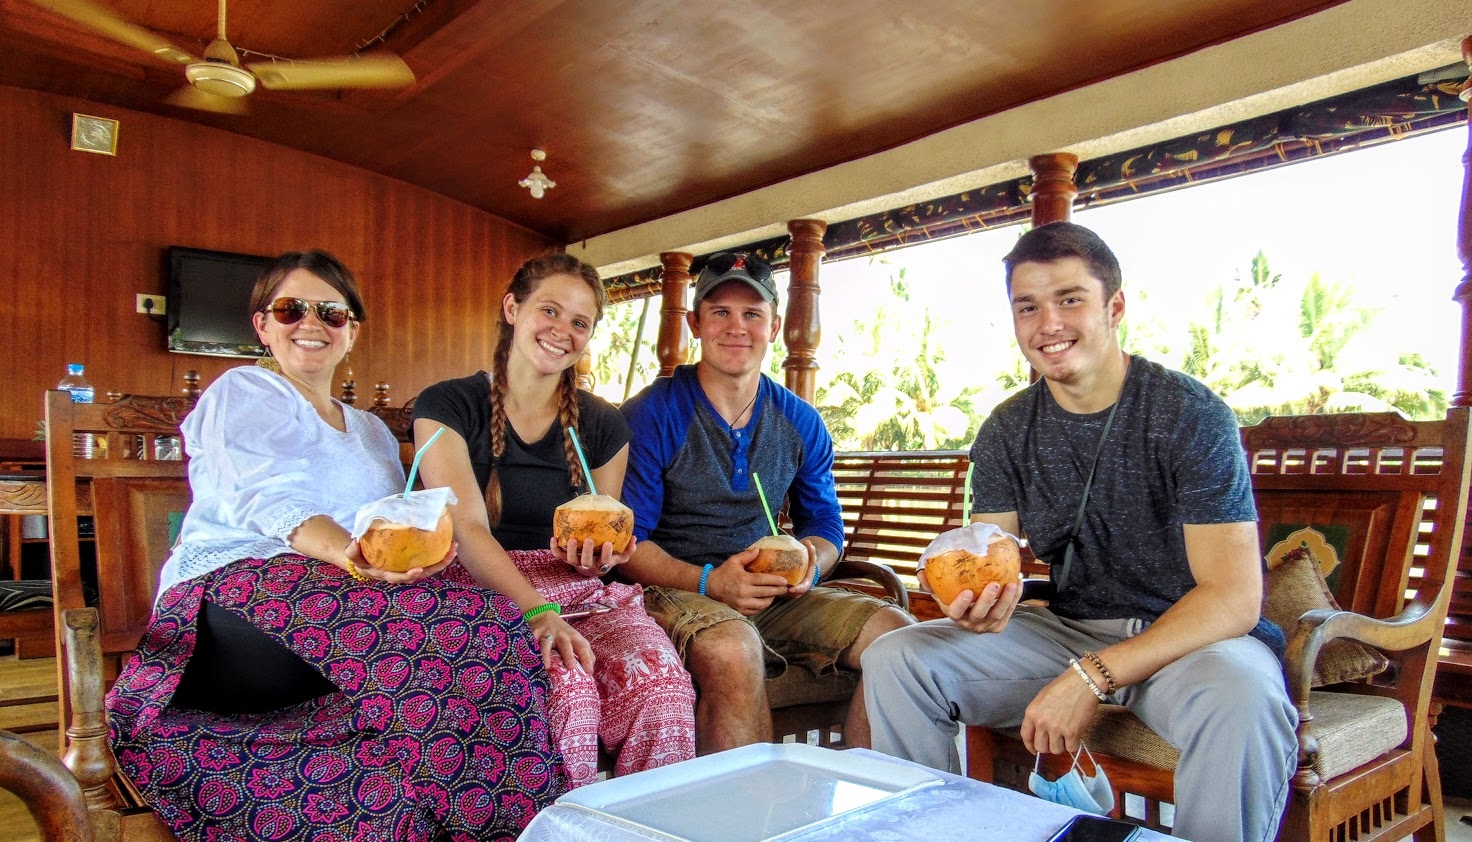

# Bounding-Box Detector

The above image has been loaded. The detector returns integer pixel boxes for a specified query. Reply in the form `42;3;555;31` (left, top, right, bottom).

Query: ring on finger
599;564;611;573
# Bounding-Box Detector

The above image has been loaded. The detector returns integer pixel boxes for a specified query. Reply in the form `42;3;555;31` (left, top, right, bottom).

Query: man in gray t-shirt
862;223;1297;842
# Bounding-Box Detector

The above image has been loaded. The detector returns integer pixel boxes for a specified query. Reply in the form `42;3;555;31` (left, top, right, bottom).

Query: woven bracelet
810;563;822;589
1082;650;1118;695
698;564;715;596
522;602;561;621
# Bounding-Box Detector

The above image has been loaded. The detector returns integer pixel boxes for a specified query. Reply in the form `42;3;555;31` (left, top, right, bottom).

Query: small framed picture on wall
71;113;119;156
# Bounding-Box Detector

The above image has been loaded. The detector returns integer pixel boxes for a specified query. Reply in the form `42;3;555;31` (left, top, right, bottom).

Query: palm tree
1180;251;1445;422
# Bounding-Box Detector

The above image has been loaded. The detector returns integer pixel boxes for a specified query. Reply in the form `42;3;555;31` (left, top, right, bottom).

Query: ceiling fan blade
32;0;195;64
247;53;415;91
165;85;248;115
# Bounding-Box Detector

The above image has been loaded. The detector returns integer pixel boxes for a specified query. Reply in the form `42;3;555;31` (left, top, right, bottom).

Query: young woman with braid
413;254;696;787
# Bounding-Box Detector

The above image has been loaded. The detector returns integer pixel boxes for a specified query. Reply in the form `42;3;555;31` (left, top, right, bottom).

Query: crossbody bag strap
1052;391;1122;593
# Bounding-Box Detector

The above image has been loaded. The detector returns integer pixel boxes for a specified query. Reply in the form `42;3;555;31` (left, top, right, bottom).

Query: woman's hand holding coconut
550;492;638;577
344;536;459;584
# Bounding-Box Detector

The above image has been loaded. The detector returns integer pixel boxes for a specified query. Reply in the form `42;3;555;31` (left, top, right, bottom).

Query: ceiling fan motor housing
186;61;256;97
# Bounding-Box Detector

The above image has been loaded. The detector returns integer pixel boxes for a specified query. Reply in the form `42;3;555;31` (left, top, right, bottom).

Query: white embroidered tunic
156;366;405;596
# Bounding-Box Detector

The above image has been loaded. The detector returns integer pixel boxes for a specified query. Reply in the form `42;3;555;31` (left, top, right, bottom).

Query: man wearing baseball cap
620;252;915;753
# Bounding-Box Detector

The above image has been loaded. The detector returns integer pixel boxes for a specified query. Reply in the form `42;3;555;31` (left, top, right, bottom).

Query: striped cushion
0;580;54;612
0;580;97;612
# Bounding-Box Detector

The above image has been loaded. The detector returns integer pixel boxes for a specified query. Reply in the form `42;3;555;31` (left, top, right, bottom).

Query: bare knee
686;619;765;697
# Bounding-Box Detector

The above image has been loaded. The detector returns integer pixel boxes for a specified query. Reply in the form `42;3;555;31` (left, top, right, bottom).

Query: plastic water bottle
57;363;95;459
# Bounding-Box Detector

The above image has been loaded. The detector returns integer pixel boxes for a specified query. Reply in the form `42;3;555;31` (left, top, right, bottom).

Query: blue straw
404;427;446;497
566;426;599;496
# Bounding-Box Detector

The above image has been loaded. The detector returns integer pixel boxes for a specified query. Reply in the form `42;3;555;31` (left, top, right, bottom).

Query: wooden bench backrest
45;391;194;721
832;450;968;576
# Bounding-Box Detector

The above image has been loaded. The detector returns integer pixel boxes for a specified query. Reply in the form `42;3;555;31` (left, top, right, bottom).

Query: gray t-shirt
970;356;1260;625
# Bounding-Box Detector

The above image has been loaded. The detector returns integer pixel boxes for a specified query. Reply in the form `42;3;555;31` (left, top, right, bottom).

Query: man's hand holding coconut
697;534;821;617
917;522;1024;634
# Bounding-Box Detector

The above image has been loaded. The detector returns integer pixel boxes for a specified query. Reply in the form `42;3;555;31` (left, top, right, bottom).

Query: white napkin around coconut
351;487;458;538
916;522;1025;573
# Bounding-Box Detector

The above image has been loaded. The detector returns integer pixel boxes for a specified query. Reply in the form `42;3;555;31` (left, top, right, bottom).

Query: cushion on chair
1261;530;1388;687
1058;691;1405;782
764;666;858;710
0;580;55;612
1300;690;1407;781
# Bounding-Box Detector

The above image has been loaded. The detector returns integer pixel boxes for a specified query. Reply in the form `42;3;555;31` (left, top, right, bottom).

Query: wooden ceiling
0;0;1347;243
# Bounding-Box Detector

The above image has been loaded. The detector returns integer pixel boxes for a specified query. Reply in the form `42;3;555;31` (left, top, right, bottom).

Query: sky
810;126;1467;400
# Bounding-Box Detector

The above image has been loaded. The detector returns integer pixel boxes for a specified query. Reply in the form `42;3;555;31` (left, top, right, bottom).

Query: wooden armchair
969;409;1472;842
44;390;194;756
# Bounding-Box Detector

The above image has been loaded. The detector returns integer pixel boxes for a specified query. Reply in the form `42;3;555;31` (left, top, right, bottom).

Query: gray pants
861;606;1298;842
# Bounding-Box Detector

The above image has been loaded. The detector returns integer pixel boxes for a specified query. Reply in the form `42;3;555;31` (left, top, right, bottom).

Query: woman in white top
106;250;568;842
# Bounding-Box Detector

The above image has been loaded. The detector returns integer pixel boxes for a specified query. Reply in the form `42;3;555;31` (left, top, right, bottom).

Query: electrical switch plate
137;294;166;315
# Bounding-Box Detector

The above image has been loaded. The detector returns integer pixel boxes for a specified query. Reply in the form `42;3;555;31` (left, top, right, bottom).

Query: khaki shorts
642;585;891;680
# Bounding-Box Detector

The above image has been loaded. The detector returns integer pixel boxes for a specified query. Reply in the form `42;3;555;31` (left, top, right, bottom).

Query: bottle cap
68;363;84;375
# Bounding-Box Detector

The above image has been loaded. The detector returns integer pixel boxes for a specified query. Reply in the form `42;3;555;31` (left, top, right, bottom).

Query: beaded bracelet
698;564;715;596
1069;658;1109;701
1082;650;1118;695
810;563;823;590
522;602;561;621
346;565;370;582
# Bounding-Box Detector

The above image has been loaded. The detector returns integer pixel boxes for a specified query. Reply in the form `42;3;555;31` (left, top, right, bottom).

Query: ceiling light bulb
518;149;556;198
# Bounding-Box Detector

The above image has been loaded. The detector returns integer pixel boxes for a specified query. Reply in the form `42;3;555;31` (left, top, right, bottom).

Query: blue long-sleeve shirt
621;366;844;569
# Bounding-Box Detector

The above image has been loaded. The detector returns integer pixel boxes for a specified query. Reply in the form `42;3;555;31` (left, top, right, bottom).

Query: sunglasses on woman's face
261;297;355;329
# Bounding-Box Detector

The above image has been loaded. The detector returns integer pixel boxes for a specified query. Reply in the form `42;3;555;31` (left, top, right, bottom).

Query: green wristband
522;602;561;621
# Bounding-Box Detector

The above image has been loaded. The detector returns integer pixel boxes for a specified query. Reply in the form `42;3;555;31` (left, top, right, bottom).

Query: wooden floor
0;651;60;842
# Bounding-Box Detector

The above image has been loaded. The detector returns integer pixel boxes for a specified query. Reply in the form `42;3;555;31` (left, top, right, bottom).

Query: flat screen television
166;246;273;357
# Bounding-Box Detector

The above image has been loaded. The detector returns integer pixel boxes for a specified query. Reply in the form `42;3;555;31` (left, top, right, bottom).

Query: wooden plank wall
0;84;552;441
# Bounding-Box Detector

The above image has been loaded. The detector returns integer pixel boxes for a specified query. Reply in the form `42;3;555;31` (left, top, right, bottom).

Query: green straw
962;462;974;522
751;472;780;537
566;426;599;496
404;427;446;497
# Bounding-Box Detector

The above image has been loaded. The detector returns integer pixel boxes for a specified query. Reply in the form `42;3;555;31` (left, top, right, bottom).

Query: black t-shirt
413;372;631;550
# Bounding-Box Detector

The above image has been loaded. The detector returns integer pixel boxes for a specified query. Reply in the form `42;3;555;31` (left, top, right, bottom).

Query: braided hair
485;253;607;525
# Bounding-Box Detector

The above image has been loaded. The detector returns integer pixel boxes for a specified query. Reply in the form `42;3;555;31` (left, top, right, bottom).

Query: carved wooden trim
1243;412;1420;449
783;219;826;404
0;481;47;511
656;252;693;377
100;396;195;433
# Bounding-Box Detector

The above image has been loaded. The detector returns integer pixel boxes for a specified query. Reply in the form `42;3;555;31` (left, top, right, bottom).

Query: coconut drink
360;503;454;572
553;493;634;553
924;531;1023;605
746;533;809;586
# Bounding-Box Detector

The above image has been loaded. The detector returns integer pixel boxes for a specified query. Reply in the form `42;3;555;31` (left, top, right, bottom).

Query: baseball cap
692;252;778;305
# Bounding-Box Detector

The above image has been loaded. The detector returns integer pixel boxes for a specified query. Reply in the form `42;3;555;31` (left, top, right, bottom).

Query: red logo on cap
732;257;745;270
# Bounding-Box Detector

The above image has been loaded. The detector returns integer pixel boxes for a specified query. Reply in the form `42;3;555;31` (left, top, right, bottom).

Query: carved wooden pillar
1453;38;1472;407
1026;154;1081;384
1029;153;1079;225
656;252;693;376
784;219;827;404
181;370;201;399
576;353;594;391
373;383;392;408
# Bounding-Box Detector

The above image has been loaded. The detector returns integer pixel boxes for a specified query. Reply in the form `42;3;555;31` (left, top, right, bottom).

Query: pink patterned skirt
106;556;569;842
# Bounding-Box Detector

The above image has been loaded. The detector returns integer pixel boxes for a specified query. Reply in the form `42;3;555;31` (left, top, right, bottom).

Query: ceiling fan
32;0;416;114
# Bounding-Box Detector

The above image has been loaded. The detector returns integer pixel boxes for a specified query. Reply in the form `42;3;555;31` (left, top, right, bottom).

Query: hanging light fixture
519;149;556;199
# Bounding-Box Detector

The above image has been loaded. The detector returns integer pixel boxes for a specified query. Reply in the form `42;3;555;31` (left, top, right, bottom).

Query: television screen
166;246;272;357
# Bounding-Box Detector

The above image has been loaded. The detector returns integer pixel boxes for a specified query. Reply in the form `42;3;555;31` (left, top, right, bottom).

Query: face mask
1028;744;1115;816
